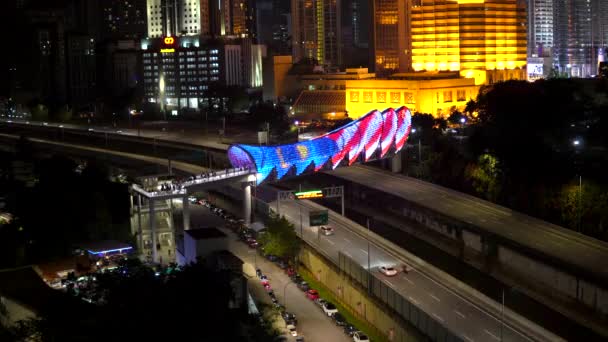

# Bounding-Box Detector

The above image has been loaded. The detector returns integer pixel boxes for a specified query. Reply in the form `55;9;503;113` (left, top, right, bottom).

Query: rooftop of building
186;227;227;240
388;71;462;80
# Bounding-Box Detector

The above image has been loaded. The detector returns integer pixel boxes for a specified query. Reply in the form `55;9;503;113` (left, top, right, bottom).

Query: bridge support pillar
183;196;190;231
149;200;159;264
136;195;143;253
391;151;402;173
243;183;252;225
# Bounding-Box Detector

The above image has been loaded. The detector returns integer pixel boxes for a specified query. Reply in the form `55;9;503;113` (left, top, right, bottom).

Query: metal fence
339;252;463;342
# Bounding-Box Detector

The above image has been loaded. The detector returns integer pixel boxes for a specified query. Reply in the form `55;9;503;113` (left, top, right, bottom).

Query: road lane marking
408;296;419;305
429;294;441;302
326;239;335;245
454;310;466;319
462;335;474;342
360;248;368;254
343;237;351;243
432;313;444;322
484;329;500;340
402;276;415;285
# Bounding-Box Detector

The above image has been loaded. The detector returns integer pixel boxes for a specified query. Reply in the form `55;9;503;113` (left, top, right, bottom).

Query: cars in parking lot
282;312;297;325
247;238;258;248
297;281;309;292
306;289;319;300
353;331;370;342
264;283;272;292
320;226;334;235
332;312;347;326
315;298;327;308
343;324;357;337
287;324;298;337
322;302;338;316
378;265;398;277
285;267;296;277
276;259;288;269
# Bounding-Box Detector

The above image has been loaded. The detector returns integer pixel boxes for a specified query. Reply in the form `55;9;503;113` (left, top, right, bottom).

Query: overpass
0;122;562;342
0;113;604;337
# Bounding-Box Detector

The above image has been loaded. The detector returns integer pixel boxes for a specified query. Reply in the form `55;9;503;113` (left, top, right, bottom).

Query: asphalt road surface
276;199;549;342
187;202;351;342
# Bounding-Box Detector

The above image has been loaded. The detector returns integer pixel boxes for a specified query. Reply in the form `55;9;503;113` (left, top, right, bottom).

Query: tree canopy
258;213;300;261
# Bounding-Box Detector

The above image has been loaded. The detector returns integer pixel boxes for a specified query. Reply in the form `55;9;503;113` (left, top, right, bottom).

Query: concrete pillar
243;183;252;225
129;194;134;216
137;195;143;253
183;196;190;231
391;151;403;173
149;199;159;264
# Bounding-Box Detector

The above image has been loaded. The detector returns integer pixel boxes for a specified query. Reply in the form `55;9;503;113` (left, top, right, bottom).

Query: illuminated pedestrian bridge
227;107;412;184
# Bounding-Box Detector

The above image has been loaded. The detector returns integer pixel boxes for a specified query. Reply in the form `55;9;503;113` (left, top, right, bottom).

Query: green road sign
309;210;329;226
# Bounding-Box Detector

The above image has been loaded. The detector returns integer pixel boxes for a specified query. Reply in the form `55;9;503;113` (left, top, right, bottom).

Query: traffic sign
309;210;329;226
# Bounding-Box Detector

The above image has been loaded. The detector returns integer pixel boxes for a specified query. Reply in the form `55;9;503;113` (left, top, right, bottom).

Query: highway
274;198;563;342
332;165;608;285
0;129;563;341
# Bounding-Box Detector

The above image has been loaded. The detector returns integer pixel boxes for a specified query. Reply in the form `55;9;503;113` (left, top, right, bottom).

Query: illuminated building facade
102;0;147;40
146;0;257;38
553;0;608;77
141;36;263;114
527;0;553;57
371;0;411;76
292;0;342;68
228;107;412;184
411;0;527;85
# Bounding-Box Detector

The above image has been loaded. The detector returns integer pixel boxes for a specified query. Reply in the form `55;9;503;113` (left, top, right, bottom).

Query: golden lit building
411;0;527;85
289;68;479;119
371;0;411;76
345;72;479;118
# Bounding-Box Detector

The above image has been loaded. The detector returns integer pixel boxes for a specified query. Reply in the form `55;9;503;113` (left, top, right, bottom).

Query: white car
320;226;334;236
353;332;369;342
379;266;398;277
322;302;338;316
402;263;414;273
287;324;298;336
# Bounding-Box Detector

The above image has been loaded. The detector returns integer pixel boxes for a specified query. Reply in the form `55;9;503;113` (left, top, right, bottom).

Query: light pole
573;139;583;232
366;218;371;293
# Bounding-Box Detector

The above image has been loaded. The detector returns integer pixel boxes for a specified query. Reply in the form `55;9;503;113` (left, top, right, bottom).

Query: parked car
276;259;288;269
378;265;398;277
306;289;319;300
297;281;309;292
343;324;357;337
264;283;272;292
261;275;269;285
315;298;327;308
402;263;414;273
320;226;334;236
333;313;347;326
287;324;298;337
285;267;296;277
295;337;304;342
247;239;258;248
322;302;338;316
291;274;302;283
353;331;370;342
282;312;297;325
266;254;278;262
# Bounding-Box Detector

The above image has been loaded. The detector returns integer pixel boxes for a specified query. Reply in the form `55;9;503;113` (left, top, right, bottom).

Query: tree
465;154;503;202
53;105;72;123
258;213;300;261
448;110;465;126
29;103;48;122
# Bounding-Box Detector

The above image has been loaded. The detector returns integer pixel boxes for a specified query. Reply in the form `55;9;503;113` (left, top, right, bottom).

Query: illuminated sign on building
295;190;324;199
161;48;175;53
164;37;175;45
161;36;176;53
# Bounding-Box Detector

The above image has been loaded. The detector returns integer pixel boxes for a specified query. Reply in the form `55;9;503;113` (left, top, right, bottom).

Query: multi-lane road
275;198;563;342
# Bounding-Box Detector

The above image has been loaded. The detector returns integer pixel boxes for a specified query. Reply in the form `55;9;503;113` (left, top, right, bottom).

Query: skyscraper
370;0;410;76
527;0;553;56
101;0;147;40
411;0;527;85
553;0;592;77
291;0;342;68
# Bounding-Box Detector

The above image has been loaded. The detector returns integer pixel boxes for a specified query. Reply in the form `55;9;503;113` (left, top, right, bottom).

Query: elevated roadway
0;130;562;341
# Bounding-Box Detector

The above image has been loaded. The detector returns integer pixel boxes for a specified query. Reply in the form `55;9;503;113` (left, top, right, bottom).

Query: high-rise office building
146;0;256;38
101;0;147;40
411;0;527;85
370;0;410;76
527;0;553;56
292;0;342;68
